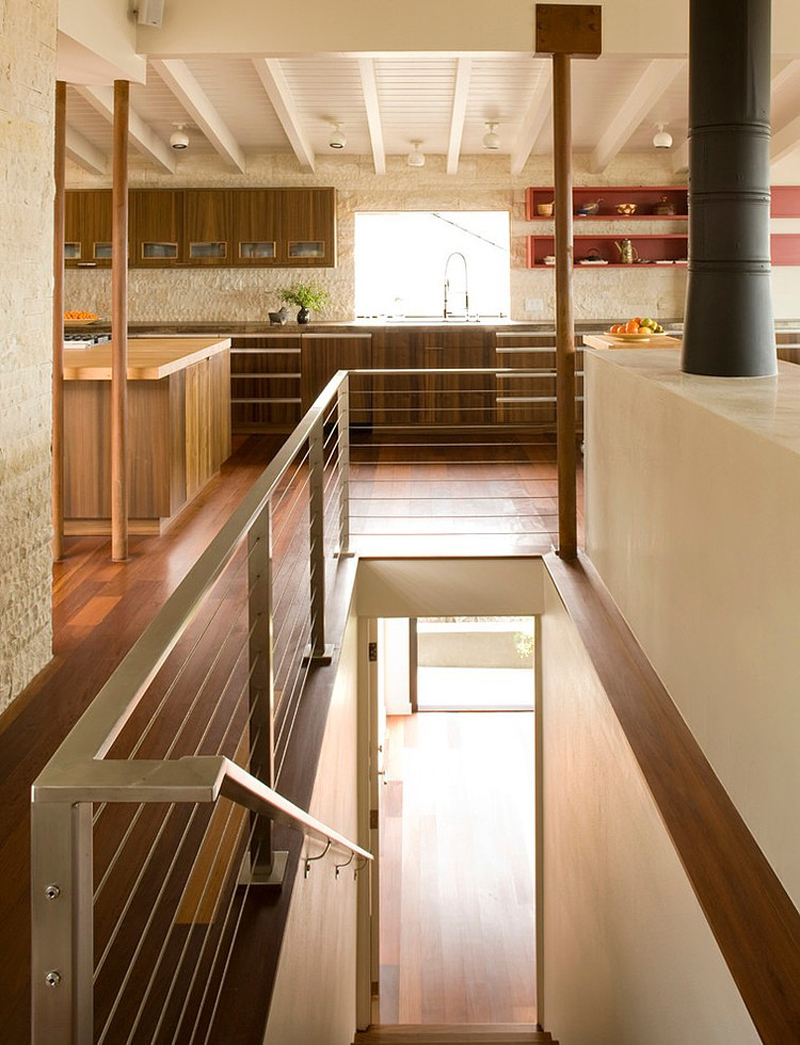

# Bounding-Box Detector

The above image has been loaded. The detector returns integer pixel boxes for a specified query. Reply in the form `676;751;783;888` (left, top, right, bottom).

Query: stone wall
65;150;691;324
0;0;58;711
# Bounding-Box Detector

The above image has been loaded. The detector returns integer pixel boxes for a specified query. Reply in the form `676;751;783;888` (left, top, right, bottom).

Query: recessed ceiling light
483;122;501;150
328;123;346;149
407;141;425;167
169;123;189;149
653;122;673;149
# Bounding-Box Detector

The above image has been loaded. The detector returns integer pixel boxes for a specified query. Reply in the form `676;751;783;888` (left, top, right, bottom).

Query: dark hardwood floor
0;430;569;1042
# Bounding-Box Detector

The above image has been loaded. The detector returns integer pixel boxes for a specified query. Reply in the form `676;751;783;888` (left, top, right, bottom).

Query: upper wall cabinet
65;190;114;268
65;187;337;269
130;189;184;266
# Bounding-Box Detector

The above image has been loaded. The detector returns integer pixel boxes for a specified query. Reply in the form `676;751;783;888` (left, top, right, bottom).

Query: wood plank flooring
379;713;536;1025
0;434;284;1043
0;429;563;1042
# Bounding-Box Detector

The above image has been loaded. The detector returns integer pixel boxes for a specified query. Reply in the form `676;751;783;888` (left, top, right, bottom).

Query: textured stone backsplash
0;0;57;710
65;151;691;324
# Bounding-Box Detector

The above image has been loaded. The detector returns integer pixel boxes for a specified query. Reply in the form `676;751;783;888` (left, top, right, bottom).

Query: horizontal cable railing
31;372;368;1045
345;367;581;549
31;364;579;1042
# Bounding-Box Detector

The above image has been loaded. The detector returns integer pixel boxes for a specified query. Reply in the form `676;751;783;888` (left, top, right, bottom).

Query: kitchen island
63;337;231;535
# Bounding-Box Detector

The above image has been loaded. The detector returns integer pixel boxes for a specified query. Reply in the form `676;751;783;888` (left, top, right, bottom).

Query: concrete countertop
585;347;800;455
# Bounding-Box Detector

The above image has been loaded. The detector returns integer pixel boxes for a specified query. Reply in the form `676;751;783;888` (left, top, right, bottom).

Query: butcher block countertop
62;337;231;380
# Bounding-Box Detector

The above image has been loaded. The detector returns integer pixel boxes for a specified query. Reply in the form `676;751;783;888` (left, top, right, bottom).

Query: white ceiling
61;51;800;177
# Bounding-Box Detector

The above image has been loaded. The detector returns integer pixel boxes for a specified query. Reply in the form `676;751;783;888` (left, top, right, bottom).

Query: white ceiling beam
253;58;315;173
771;59;800;95
589;59;685;174
359;58;386;176
772;112;800;164
151;59;246;173
510;71;551;176
671;138;689;174
65;125;107;175
447;58;472;176
73;85;176;173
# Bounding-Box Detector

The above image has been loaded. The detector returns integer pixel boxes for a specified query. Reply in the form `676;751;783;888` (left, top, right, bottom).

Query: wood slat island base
63;337;231;535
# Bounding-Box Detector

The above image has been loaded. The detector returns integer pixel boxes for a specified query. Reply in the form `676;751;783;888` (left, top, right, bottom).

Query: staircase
353;1025;557;1044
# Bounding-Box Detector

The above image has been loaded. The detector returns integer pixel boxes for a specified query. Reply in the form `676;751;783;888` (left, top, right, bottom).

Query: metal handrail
35;369;350;773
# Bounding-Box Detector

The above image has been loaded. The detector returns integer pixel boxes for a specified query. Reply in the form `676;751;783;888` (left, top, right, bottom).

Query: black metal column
682;0;776;377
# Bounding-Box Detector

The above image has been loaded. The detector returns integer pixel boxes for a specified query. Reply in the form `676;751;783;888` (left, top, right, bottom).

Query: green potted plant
280;282;330;324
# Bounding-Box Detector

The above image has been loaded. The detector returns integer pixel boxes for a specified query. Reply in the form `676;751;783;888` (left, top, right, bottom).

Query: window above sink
354;211;511;320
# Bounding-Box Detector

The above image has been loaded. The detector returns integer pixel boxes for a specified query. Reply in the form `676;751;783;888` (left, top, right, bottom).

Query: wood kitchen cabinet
232;190;281;265
300;333;371;423
130;189;183;266
372;328;493;426
495;331;583;427
183;189;232;265
281;188;337;266
230;334;302;431
65;187;336;268
65;190;114;268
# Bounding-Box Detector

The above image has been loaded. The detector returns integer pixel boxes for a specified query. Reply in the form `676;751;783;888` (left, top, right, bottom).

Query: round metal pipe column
682;0;776;377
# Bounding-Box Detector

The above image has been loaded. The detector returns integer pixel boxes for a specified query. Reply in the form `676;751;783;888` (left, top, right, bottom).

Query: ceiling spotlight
328;123;346;149
653;122;673;150
407;141;425;167
482;122;501;150
169;123;189;149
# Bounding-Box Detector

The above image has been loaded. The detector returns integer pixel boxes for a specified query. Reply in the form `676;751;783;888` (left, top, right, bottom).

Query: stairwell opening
358;558;546;1029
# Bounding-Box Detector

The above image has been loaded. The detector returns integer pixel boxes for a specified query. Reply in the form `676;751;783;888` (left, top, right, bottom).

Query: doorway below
415;617;535;711
378;711;536;1024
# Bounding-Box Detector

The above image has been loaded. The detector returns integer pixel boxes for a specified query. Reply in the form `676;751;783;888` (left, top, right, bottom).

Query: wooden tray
604;330;667;341
64;317;100;327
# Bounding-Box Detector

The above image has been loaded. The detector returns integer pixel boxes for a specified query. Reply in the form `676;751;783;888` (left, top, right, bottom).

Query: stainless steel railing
31;371;369;1044
31;364;576;1042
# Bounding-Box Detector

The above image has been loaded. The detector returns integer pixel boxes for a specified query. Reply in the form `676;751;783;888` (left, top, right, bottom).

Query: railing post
308;419;333;664
31;801;93;1044
337;374;352;557
246;502;287;885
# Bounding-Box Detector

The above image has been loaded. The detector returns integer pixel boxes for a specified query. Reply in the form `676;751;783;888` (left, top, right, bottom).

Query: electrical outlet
525;297;544;313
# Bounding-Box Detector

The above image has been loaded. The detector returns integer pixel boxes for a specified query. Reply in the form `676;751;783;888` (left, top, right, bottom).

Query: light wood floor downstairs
380;713;536;1025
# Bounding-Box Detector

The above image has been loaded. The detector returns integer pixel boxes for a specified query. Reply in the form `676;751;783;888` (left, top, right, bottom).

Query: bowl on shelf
536;202;554;217
615;202;638;215
576;198;604;216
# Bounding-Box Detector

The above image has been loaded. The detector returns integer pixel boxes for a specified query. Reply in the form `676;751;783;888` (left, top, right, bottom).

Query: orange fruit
624;319;639;333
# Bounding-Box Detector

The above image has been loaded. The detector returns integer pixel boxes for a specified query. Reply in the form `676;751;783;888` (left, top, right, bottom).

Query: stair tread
353;1025;554;1044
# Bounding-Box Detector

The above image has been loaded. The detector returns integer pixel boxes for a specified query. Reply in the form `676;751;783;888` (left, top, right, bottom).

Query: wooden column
535;4;601;561
52;81;66;562
552;52;577;560
111;81;130;561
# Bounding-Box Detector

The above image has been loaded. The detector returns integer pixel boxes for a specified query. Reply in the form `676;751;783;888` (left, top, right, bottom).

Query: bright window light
355;211;510;318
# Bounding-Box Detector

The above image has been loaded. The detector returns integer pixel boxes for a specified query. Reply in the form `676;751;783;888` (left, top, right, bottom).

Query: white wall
357;556;546;618
0;0;58;711
540;569;759;1045
584;349;800;910
263;608;361;1045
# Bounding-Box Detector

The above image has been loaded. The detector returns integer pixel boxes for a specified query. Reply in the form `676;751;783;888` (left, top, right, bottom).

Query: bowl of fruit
606;317;665;340
64;310;100;327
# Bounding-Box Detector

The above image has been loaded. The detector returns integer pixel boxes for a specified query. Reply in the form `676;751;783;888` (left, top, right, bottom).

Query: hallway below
379;712;536;1024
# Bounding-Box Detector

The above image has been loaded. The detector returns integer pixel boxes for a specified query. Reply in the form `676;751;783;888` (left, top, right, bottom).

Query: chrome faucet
443;251;469;319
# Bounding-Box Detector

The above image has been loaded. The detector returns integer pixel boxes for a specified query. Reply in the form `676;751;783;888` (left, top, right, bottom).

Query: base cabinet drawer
495;334;583;428
230;335;302;431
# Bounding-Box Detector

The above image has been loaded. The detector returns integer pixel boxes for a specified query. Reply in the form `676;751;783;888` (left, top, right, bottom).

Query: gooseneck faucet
443;251;469;319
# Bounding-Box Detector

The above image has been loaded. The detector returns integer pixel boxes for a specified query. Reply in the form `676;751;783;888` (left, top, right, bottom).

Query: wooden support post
52;81;66;563
111;81;130;562
552;52;578;561
535;5;601;561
